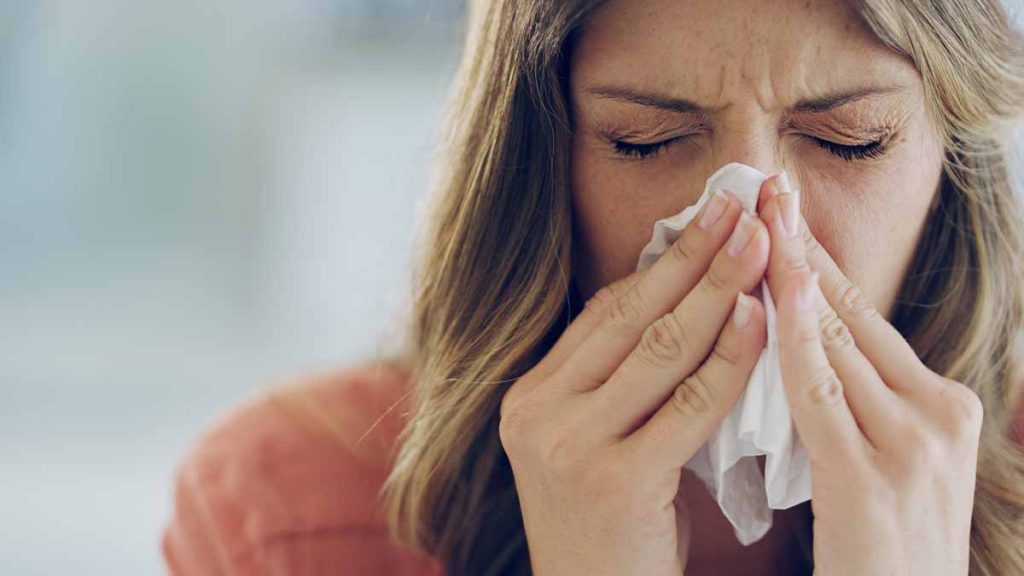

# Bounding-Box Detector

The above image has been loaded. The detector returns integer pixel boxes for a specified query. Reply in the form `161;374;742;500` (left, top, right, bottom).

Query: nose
712;129;782;180
710;125;797;211
730;157;778;180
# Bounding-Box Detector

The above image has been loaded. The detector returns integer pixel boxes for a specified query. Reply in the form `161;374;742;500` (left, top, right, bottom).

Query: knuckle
836;278;878;320
819;310;857;353
498;401;527;451
669;232;701;266
499;387;519;423
804;366;844;407
782;253;811;275
795;322;821;346
700;265;731;296
801;225;820;253
938;380;985;438
709;335;743;368
672;373;714;415
638;313;691;368
605;284;646;334
585;279;629;314
583;290;609;316
498;381;540;453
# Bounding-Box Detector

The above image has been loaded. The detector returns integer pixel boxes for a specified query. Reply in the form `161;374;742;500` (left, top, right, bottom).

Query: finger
777;268;870;464
557;189;748;393
593;211;770;434
520;268;651;392
756;174;780;214
811;279;907;449
758;172;812;286
799;216;932;391
622;292;767;468
759;174;905;448
757;173;867;461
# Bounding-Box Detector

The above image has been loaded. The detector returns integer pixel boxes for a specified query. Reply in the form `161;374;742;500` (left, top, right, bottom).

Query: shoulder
161;360;443;575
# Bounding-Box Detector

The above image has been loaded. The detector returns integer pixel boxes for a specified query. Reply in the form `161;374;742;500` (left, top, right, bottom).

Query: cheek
799;115;945;315
569;143;706;296
569;168;644;297
802;165;939;317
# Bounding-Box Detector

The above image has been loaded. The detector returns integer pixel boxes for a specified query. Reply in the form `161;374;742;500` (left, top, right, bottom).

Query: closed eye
811;137;888;161
610;135;890;162
611;136;688;160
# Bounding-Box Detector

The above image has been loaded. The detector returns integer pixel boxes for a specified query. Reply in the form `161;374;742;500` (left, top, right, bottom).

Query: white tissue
635;162;811;546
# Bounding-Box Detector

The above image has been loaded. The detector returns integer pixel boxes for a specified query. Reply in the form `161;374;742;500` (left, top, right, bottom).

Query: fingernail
698;189;729;230
797;270;819;310
726;211;756;257
733;292;753;328
778;187;800;237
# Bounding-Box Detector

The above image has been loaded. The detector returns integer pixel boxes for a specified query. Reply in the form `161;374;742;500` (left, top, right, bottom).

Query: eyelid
610;135;688;160
595;116;709;140
791;121;894;144
608;127;895;162
818;132;888;146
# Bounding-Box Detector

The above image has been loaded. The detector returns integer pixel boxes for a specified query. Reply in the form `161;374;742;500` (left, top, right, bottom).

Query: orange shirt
161;362;443;575
163;360;1024;574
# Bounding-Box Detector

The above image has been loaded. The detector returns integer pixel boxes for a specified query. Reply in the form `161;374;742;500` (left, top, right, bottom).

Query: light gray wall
0;1;462;574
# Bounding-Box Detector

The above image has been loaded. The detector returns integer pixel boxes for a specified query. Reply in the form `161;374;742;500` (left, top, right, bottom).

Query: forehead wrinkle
723;0;900;113
571;0;922;119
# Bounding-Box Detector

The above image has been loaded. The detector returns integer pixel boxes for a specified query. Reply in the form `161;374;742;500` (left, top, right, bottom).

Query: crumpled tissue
634;161;812;546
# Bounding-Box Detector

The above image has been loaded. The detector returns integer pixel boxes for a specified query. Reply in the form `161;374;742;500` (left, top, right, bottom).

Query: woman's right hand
499;186;773;576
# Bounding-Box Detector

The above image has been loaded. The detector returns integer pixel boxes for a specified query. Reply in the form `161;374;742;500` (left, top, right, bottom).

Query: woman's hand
499;190;769;575
758;175;983;576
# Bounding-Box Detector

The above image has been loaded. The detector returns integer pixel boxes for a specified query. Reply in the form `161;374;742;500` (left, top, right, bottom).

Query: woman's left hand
756;173;983;576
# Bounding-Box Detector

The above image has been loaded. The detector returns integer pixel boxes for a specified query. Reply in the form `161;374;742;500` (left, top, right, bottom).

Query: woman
162;0;1024;574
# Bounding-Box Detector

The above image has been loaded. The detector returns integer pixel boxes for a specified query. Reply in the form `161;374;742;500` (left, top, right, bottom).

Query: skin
498;0;983;574
568;0;944;318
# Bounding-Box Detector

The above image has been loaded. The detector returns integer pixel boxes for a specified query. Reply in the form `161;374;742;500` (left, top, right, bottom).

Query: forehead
570;0;921;111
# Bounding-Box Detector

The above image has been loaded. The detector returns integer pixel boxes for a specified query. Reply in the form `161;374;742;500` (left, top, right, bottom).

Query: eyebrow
582;84;909;114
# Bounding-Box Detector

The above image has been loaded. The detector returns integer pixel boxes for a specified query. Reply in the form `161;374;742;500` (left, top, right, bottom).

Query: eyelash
812;138;888;161
611;135;889;162
612;138;681;160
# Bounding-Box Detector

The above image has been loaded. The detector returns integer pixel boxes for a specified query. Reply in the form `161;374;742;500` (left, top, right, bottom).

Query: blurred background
1;1;463;573
2;1;1024;575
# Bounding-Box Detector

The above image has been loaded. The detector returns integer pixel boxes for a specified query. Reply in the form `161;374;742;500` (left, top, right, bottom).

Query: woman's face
569;0;945;320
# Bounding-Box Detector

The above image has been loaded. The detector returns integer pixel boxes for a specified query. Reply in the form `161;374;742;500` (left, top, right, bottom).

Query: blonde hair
379;0;1024;573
